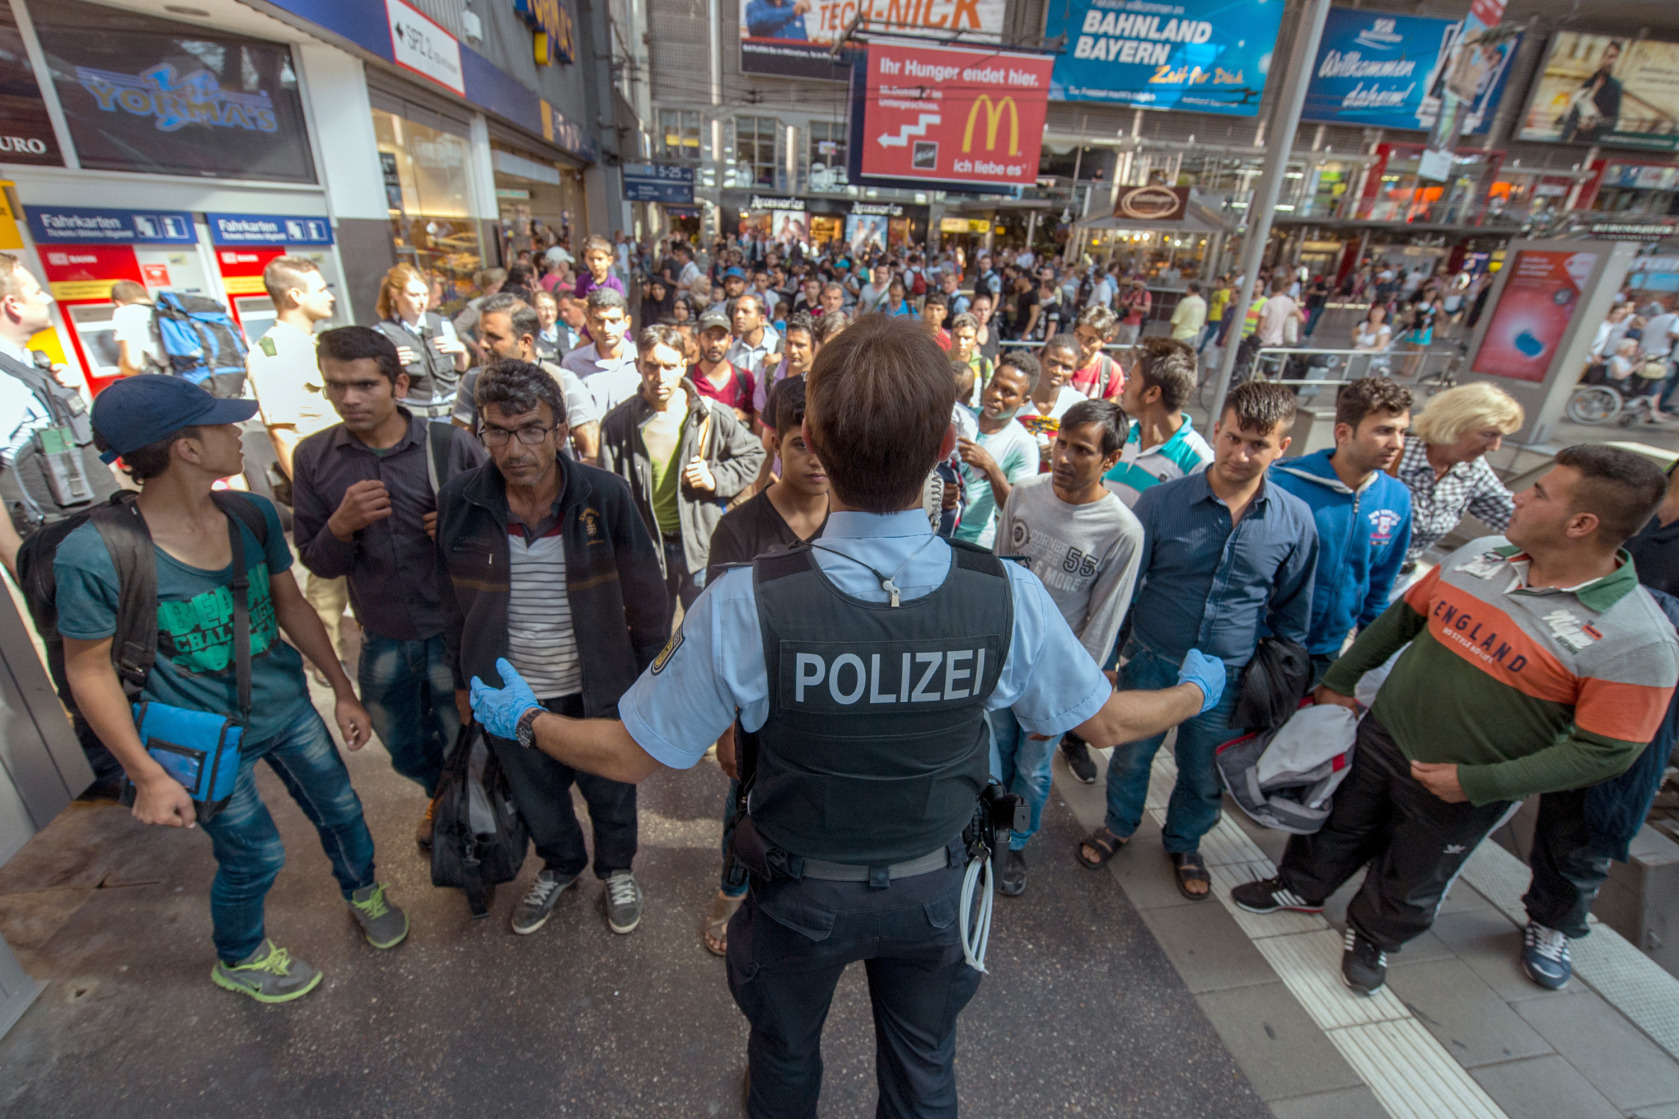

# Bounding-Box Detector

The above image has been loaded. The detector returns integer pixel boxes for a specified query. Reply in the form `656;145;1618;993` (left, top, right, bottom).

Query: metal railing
1195;344;1467;410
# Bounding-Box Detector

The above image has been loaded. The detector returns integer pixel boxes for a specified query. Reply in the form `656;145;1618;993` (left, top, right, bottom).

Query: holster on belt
731;815;804;882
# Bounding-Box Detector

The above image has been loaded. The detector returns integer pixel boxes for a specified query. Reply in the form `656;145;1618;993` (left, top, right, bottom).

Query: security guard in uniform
469;314;1225;1118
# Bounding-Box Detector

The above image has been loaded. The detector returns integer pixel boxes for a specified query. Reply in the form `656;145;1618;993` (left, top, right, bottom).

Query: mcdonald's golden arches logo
962;95;1019;156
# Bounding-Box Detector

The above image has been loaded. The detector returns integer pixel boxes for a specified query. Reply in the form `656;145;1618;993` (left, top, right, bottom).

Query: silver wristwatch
515;706;544;749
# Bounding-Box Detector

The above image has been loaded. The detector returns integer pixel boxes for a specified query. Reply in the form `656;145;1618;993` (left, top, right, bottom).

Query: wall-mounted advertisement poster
740;0;1006;80
1303;8;1517;133
1518;33;1679;151
1472;250;1598;383
1042;0;1284;116
854;41;1053;189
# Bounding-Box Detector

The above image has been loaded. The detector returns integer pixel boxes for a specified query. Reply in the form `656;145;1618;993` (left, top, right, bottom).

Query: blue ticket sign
27;205;197;244
622;162;696;204
207;212;335;246
1046;0;1285;116
1303;8;1518;133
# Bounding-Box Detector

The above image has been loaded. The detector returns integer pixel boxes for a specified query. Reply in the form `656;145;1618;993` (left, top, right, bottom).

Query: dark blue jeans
199;701;377;964
1103;646;1241;853
357;631;457;796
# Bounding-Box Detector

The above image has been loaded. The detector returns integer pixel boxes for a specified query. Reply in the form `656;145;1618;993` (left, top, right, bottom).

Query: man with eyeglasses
291;327;486;847
436;359;668;937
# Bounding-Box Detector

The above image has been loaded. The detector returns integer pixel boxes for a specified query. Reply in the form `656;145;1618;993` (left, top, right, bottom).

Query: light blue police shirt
619;509;1112;770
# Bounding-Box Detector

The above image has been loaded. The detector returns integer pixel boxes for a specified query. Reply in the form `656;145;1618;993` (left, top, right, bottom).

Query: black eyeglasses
479;424;558;447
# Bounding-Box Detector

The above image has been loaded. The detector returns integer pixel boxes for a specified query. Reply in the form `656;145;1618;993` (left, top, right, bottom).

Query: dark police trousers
1278;713;1515;951
485;694;637;879
726;860;981;1119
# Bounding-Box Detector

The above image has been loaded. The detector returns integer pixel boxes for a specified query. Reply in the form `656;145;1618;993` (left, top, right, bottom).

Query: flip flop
703;891;744;956
1077;826;1129;870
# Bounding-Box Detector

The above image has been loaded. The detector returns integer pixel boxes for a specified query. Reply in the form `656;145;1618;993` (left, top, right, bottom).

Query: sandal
1077;826;1129;870
1170;851;1212;901
703;891;745;956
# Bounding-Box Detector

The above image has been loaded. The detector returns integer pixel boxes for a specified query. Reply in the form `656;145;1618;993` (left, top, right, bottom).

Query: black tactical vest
375;313;459;404
0;352;119;532
742;540;1013;865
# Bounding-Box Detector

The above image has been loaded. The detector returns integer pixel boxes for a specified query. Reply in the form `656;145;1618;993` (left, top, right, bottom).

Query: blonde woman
373;263;469;418
1393;382;1524;571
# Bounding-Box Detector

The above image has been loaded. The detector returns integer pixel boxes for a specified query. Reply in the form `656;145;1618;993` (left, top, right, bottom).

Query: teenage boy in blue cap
55;375;408;1003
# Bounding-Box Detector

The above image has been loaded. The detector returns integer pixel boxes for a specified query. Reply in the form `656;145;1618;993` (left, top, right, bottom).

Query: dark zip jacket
436;453;669;714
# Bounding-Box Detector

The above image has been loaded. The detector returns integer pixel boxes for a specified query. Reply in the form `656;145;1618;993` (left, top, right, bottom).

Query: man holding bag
56;375;407;1004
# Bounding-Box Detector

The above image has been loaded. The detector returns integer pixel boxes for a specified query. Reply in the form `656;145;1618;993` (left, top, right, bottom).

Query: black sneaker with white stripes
1341;927;1388;995
1229;875;1324;915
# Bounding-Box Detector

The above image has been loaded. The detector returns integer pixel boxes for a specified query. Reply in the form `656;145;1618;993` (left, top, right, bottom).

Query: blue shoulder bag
104;495;265;822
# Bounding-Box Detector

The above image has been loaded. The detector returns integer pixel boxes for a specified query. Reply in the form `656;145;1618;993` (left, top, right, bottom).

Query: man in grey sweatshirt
992;399;1143;895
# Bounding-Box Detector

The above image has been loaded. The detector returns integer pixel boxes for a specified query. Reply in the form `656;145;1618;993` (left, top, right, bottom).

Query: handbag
129;508;254;822
431;723;530;918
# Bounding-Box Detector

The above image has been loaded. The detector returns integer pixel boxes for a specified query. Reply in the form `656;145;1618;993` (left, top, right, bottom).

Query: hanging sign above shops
1585;219;1678;242
27;205;196;245
854;41;1054;189
386;0;466;96
0;4;62;166
749;195;804;211
741;0;1006;80
1044;0;1284;116
1303;9;1517;133
852;202;904;217
514;0;576;65
1518;33;1679;152
206;213;335;247
622;162;695;204
1114;185;1190;221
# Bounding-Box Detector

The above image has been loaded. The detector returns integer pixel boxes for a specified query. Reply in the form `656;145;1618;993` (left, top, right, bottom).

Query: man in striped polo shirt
1235;446;1679;996
1102;337;1211;509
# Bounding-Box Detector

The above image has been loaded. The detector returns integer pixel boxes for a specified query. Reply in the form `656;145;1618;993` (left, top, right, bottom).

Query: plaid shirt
1395;438;1514;564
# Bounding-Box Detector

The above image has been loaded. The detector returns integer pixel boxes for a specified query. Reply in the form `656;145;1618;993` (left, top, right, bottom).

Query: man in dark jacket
437;360;668;937
599;324;765;618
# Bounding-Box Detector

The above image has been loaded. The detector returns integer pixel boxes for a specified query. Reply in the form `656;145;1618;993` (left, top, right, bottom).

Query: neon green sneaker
210;940;322;1003
349;882;409;949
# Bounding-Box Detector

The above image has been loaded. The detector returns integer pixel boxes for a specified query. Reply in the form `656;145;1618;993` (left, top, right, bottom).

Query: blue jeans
199;701;377;964
1103;646;1241;854
987;706;1053;852
357;631;457;796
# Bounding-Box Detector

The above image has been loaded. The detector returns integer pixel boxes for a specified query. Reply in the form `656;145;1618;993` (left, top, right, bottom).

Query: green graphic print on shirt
156;562;280;674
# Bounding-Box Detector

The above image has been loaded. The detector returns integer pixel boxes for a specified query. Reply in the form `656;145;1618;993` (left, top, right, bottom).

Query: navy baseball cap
723;267;747;279
93;375;259;463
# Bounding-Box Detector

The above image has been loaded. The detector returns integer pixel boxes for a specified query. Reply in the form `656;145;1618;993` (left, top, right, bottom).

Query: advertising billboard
1472;250;1598;383
741;0;1007;80
1518;33;1679;151
1043;0;1284;116
1303;9;1517;133
854;42;1053;189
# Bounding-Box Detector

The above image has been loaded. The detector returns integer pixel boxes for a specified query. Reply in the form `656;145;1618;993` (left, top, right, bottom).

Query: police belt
799;845;951;883
404;394;456;419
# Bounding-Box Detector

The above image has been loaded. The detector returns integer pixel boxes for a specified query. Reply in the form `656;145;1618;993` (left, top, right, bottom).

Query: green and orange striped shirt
1321;537;1679;806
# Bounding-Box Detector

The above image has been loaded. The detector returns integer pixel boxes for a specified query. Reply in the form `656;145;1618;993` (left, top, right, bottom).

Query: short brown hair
1222;381;1296;435
806;315;951;512
262;255;321;307
0;252;26;300
1554;444;1667;544
1335;377;1413;430
1134;337;1196;412
110;279;149;304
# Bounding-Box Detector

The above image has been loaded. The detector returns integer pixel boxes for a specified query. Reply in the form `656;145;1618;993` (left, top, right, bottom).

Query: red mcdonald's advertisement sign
858;41;1052;188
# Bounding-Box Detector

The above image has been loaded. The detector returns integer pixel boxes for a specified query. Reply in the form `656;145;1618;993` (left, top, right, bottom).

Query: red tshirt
1070;354;1125;401
691;361;756;415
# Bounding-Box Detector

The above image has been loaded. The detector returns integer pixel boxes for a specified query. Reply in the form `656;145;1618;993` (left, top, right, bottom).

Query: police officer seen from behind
467;314;1226;1118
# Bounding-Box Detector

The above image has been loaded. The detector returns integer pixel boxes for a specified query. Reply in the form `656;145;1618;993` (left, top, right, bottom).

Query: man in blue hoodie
1271;378;1414;685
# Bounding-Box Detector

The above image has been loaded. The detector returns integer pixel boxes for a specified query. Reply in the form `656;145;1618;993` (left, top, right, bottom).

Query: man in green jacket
1234;445;1678;996
598;324;765;619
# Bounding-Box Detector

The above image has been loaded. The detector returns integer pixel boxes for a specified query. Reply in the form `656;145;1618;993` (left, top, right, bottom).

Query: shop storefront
3;0;344;393
1354;144;1504;227
728;193;927;253
371;87;483;310
492;138;588;263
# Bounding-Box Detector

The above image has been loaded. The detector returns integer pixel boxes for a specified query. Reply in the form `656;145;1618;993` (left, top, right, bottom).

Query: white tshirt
111;302;163;370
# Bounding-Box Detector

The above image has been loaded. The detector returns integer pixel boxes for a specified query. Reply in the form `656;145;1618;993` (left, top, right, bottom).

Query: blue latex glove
1177;649;1226;715
470;657;542;741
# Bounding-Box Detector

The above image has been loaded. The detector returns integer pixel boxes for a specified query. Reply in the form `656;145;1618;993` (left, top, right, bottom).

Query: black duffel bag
431;724;529;918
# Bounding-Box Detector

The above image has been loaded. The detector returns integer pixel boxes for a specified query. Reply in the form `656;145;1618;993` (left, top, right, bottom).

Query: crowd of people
0;224;1674;1106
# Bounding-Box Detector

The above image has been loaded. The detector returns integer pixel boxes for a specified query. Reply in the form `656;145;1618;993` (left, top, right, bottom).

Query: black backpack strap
88;497;157;701
426;421;453;496
210;494;262;720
